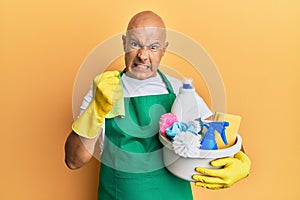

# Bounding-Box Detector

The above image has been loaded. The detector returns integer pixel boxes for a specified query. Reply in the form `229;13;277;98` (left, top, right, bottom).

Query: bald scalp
127;10;166;30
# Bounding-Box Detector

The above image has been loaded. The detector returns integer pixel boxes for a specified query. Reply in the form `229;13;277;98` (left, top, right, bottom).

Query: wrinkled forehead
125;27;167;44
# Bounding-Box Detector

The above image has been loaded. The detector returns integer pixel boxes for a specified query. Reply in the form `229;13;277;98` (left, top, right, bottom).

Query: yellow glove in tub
193;151;251;189
72;71;123;139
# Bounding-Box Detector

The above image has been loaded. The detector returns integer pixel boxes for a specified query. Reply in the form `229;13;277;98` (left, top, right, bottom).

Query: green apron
98;71;193;200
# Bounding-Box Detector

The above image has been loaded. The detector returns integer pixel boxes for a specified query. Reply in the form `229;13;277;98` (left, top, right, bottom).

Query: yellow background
1;0;299;199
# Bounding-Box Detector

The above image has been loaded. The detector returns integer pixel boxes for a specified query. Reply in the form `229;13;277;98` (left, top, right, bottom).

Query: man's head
122;11;168;80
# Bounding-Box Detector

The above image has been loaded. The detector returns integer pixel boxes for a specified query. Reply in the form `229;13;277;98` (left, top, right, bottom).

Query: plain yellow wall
1;0;299;199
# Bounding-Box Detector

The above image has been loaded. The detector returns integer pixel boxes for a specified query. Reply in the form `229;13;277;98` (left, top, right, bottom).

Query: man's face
123;27;168;80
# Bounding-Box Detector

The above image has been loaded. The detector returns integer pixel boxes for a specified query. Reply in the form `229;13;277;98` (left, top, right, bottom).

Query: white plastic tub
159;133;242;182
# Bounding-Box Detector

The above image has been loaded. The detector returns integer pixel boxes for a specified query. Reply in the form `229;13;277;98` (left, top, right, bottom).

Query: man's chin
126;71;156;80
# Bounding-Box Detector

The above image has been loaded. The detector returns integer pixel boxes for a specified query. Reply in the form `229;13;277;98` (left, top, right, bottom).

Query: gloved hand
72;71;122;138
192;151;251;189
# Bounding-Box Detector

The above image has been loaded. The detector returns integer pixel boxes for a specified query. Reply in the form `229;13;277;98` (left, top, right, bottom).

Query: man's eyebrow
129;38;142;44
128;36;162;47
129;36;138;41
148;42;161;46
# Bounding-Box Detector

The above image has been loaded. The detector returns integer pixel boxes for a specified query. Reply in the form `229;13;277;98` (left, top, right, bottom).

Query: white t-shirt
79;73;213;153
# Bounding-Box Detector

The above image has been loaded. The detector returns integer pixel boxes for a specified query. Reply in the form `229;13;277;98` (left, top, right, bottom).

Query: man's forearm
64;130;100;169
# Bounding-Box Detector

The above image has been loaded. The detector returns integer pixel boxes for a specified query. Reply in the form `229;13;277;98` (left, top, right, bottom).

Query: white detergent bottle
171;78;201;122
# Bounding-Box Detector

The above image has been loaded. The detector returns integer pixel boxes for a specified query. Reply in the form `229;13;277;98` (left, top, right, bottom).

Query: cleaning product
171;78;201;123
214;112;241;148
200;121;229;150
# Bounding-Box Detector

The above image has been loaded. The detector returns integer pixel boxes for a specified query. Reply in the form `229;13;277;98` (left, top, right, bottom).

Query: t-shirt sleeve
79;87;93;116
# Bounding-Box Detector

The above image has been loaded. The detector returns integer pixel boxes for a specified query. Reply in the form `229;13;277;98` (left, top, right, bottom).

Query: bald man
65;10;250;199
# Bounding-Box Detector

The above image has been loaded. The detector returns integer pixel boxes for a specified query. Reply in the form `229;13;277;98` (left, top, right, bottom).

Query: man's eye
131;41;140;48
150;45;159;50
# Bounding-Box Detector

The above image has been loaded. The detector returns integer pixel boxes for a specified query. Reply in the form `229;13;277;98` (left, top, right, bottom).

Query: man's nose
137;48;149;61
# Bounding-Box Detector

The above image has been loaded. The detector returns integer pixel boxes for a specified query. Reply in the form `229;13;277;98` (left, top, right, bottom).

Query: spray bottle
171;78;201;123
199;121;229;150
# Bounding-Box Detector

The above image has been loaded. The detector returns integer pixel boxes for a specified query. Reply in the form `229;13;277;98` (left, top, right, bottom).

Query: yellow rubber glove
72;71;122;139
192;151;251;189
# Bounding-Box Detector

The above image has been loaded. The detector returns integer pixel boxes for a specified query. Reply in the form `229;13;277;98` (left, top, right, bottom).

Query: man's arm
65;71;122;169
64;130;101;169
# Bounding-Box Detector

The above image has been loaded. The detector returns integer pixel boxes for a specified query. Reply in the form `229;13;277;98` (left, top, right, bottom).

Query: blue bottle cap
182;78;193;89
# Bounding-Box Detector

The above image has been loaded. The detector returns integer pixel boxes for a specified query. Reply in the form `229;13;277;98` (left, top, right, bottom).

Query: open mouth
133;63;150;70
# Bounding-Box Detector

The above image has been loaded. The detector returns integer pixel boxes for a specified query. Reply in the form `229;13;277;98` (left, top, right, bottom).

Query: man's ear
162;41;169;55
122;35;126;52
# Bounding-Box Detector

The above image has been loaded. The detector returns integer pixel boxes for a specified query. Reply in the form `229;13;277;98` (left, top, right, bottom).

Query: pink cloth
159;113;179;136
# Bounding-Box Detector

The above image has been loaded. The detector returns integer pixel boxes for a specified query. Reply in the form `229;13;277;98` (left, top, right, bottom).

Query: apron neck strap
157;70;175;94
120;68;175;94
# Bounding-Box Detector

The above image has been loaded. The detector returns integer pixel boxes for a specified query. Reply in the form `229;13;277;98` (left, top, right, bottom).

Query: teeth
135;64;148;69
